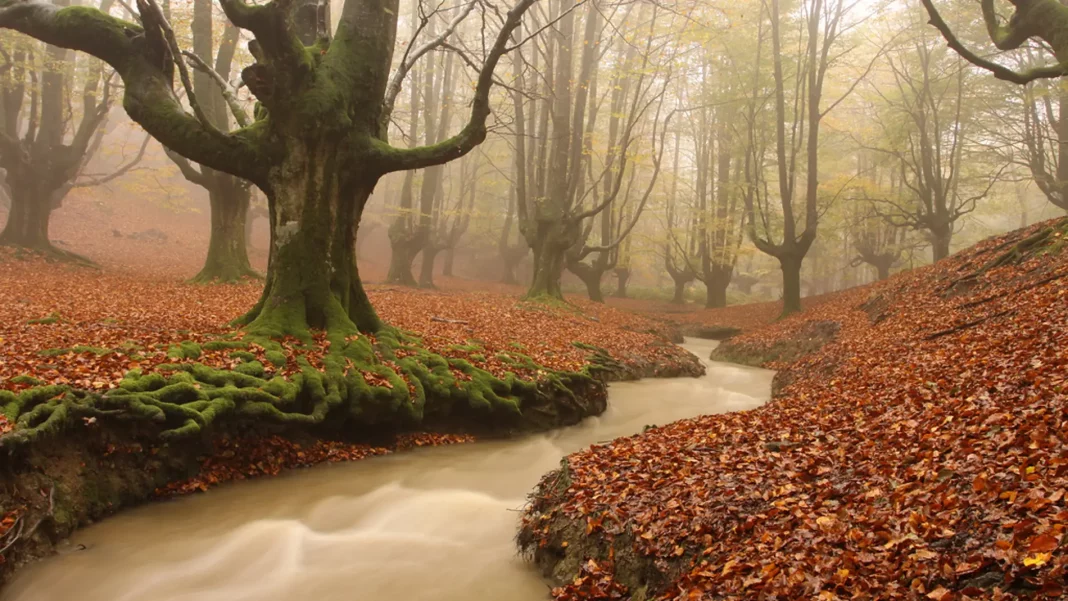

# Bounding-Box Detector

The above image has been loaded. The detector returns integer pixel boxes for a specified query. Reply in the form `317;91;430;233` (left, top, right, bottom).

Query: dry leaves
524;218;1068;600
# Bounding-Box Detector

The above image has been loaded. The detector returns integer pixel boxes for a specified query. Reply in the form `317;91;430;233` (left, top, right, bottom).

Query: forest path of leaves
521;217;1068;600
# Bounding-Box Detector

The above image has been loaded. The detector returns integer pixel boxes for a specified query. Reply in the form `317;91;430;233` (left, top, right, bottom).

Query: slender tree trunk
780;253;803;316
241;144;382;336
194;179;256;282
613;267;629;298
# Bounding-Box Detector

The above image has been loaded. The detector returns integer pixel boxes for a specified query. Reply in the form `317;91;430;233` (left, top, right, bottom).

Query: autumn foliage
521;218;1068;600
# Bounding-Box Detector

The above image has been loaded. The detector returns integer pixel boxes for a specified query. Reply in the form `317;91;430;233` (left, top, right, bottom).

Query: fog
1;0;1067;305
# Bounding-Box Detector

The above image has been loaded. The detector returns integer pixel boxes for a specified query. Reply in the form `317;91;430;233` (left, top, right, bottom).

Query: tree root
0;242;99;269
924;310;1013;341
189;264;264;284
945;222;1067;296
0;324;607;449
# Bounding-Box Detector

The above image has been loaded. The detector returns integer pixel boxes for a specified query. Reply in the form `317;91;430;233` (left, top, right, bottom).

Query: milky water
2;338;773;601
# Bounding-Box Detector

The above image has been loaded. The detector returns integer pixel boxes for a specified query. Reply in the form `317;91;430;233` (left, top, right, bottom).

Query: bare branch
182;50;251;127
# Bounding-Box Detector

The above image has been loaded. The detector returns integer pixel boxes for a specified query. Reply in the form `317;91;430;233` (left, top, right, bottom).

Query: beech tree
512;1;669;300
0;0;533;336
740;0;860;316
0;0;144;259
660;130;697;304
165;0;259;282
860;22;1002;262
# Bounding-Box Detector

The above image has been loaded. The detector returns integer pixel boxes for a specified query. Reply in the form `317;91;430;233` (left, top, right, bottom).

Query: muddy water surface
4;338;773;601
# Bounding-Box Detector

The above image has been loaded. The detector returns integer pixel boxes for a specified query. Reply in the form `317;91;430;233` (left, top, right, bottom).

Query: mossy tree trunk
241;143;385;336
525;220;577;299
195;178;255;282
169;0;258;283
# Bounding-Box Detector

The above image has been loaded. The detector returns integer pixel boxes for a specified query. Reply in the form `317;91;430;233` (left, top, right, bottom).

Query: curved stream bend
4;338;774;601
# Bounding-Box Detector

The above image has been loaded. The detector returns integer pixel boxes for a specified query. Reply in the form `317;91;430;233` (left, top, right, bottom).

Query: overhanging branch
374;0;537;173
920;0;1068;84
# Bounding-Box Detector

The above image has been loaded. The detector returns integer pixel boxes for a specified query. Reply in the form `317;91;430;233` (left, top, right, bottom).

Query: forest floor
521;217;1068;600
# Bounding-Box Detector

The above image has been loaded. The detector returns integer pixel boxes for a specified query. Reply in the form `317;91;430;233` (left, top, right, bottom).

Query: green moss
264;350;288;367
9;375;44;386
203;340;248;352
234;361;266;378
27;312;61;325
166;342;203;360
230;351;258;362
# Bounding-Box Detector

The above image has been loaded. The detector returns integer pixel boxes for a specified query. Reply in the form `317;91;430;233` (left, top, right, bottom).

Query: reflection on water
3;338;773;601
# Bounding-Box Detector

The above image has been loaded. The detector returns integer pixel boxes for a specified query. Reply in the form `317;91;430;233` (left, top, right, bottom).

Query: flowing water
3;339;773;601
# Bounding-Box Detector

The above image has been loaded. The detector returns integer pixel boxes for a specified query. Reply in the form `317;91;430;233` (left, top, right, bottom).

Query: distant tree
740;0;862;316
861;24;1002;262
0;0;144;260
164;0;258;282
512;1;670;301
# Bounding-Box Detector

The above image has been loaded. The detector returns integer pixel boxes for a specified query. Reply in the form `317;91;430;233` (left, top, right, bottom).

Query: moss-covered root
0;325;609;448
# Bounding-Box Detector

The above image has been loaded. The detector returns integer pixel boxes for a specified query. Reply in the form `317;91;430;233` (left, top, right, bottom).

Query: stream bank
519;219;1068;600
1;339;771;601
0;335;702;586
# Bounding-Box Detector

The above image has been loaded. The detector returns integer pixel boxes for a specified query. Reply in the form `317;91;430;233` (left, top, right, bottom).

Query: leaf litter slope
522;218;1068;600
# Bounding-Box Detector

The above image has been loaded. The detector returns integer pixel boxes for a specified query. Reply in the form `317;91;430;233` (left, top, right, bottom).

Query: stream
3;338;773;601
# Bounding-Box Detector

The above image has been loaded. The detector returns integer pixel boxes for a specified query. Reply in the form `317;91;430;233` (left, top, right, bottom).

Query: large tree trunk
443;247;455;277
194;178;257;282
671;279;687;304
528;238;568;299
780;253;803;316
241;144;382;337
876;260;891;281
931;227;952;262
525;219;576;299
418;246;440;289
705;266;731;309
569;260;605;303
386;222;421;287
0;185;50;250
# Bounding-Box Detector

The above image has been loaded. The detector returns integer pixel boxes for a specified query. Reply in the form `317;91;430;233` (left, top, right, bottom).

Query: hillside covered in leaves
520;218;1068;600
